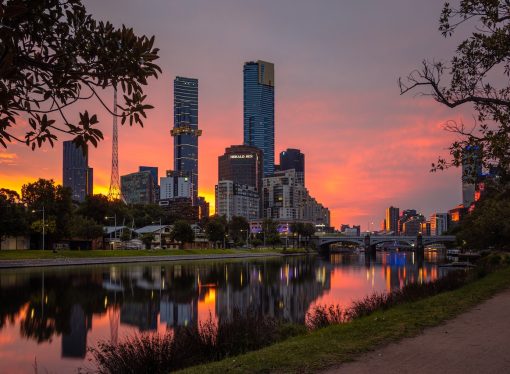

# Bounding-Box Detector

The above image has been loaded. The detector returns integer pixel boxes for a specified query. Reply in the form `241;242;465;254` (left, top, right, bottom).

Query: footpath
326;289;510;374
0;252;288;269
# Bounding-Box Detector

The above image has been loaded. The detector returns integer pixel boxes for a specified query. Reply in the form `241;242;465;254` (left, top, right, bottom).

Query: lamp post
32;206;45;251
105;214;117;249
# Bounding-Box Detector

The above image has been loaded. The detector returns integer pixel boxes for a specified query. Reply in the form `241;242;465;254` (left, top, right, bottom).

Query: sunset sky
0;0;473;228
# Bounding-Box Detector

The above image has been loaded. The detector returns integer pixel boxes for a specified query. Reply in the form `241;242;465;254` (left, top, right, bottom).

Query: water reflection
0;252;445;373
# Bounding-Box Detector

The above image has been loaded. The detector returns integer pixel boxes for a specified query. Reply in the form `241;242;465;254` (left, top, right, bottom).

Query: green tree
399;0;510;182
0;0;161;149
290;221;305;248
170;220;195;249
457;185;510;250
68;215;103;240
262;218;280;248
205;216;227;248
302;223;316;250
140;233;154;249
0;188;28;240
22;179;73;244
228;216;250;246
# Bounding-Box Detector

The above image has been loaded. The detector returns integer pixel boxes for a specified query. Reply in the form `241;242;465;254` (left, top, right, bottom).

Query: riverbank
0;248;309;268
179;264;510;374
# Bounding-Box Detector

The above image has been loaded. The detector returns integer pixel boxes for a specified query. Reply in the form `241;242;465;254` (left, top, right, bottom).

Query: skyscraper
218;145;263;193
243;60;274;176
121;171;155;205
172;76;201;203
279;148;305;185
63;141;93;202
385;206;399;234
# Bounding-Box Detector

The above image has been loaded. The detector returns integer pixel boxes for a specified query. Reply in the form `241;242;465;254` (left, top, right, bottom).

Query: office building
218;145;263;193
243;60;274;176
420;221;431;236
196;196;210;219
63;141;93;202
263;169;330;226
160;170;192;200
140;166;159;202
462;145;482;207
121;170;155;204
385;206;399;234
215;180;260;221
172;76;201;203
430;213;449;236
402;217;425;236
279;148;305;185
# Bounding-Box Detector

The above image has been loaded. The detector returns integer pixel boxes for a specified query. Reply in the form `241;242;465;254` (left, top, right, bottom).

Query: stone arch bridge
313;234;456;254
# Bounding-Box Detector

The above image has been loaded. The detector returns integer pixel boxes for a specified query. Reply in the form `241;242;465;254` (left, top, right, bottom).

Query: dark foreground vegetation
85;252;510;374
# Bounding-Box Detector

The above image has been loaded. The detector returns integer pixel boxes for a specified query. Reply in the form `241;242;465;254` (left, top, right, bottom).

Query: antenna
108;86;123;201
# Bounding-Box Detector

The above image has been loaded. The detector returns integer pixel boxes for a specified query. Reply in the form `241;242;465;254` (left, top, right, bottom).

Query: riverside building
279;148;305;185
215;180;260;221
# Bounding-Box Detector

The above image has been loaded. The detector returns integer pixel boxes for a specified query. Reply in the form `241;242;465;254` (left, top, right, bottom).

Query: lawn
179;265;510;374
0;247;308;261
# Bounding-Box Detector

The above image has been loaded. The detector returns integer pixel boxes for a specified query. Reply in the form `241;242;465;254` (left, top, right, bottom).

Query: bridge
312;234;456;254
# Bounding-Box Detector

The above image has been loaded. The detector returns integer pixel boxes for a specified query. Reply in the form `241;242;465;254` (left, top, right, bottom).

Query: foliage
68;215;103;239
261;218;280;247
170;220;195;248
456;186;510;250
0;188;28;239
205;216;227;246
30;217;56;235
399;0;510;182
88;309;288;374
140;233;154;249
129;204;165;227
228;216;249;245
0;0;161;149
21;178;73;241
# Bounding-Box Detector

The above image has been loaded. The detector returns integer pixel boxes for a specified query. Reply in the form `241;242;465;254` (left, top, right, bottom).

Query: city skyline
0;0;467;228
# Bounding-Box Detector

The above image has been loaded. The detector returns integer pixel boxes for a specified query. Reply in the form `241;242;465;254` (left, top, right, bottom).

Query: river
0;251;445;373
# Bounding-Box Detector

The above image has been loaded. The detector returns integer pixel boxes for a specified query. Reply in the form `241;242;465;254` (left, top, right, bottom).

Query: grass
179;265;510;374
0;247;309;261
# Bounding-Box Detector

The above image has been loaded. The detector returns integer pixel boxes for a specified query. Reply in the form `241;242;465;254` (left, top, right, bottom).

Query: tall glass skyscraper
243;60;274;176
172;76;201;203
63;141;93;202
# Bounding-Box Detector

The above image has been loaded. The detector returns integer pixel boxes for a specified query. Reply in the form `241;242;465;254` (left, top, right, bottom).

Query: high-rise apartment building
243;60;274;176
172;76;201;203
263;169;330;226
385;206;400;234
279;148;305;185
218;145;263;193
430;213;449;236
63;141;93;202
215;180;260;221
121;170;155;204
160;170;192;200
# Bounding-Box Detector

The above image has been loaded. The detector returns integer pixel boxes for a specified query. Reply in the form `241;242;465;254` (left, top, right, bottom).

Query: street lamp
32;206;45;251
105;214;117;249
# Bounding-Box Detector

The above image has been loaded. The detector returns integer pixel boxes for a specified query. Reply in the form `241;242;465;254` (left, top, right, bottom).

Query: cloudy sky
0;0;473;228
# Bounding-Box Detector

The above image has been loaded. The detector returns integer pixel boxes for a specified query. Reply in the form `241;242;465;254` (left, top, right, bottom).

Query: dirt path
325;289;510;374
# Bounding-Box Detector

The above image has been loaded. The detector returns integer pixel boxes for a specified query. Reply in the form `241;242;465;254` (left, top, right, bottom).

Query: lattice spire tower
107;86;123;201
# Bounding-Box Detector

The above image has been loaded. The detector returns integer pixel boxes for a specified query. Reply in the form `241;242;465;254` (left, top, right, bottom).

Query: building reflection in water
0;252;445;372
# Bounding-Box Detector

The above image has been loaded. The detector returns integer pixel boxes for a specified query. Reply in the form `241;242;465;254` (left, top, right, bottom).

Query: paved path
325;289;510;374
0;252;294;269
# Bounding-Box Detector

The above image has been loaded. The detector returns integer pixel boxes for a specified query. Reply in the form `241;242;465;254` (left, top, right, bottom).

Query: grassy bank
180;265;510;374
0;247;308;261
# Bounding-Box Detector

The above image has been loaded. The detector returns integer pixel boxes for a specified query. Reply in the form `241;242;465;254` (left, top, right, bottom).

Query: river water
0;251;445;373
